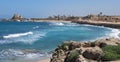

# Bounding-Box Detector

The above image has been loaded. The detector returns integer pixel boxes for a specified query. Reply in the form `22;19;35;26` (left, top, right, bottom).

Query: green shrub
90;42;95;47
65;51;79;62
101;45;120;61
101;51;120;61
58;42;71;51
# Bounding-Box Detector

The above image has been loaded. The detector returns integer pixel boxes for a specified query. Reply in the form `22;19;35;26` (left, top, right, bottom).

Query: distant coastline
1;13;120;30
73;20;120;29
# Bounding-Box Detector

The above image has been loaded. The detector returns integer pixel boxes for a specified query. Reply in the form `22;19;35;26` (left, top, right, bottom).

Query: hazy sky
0;0;120;18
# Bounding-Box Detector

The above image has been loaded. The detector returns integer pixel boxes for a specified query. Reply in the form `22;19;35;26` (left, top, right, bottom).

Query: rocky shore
50;38;120;62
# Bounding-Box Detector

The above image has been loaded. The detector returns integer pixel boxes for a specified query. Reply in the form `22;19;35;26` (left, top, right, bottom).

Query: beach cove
0;21;119;62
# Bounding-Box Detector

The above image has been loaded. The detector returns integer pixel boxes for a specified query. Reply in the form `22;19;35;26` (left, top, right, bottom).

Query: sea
0;21;119;62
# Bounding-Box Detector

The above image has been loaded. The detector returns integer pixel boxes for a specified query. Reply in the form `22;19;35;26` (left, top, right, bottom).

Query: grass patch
101;45;120;61
65;51;79;62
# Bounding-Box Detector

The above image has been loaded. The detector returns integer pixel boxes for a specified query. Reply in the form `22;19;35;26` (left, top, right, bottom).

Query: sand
38;58;50;62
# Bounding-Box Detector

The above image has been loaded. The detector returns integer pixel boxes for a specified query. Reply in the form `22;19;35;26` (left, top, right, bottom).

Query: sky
0;0;120;18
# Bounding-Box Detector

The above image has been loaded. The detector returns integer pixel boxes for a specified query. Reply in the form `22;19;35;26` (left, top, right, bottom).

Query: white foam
56;23;64;26
82;24;120;38
82;24;106;29
1;31;46;44
49;22;80;26
50;22;64;26
65;23;80;26
25;53;43;59
109;29;120;38
14;31;46;44
3;32;33;39
33;26;39;29
0;49;49;59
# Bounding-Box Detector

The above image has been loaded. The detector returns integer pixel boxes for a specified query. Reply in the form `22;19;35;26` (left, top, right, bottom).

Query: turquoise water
0;21;117;61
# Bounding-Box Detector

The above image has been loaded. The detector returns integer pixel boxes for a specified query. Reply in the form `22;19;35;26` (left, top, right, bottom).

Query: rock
75;48;82;54
76;55;87;62
51;49;66;62
69;42;81;50
82;47;103;60
83;42;91;47
50;38;120;62
95;38;120;47
51;58;64;62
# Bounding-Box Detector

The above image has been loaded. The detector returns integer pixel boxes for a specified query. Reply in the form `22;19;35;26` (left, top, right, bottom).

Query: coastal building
11;14;25;22
82;14;120;22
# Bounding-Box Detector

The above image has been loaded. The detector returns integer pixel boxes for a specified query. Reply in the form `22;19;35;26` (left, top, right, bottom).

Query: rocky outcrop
50;38;120;62
82;47;103;60
95;38;120;46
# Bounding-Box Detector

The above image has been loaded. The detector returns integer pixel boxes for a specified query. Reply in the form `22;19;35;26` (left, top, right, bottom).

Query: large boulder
68;42;81;50
82;47;103;60
51;49;66;62
95;38;120;47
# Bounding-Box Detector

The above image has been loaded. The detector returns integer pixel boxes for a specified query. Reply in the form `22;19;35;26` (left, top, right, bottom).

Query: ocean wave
49;22;64;26
3;32;33;39
82;24;107;29
109;29;120;38
1;31;46;44
49;22;80;26
94;28;120;40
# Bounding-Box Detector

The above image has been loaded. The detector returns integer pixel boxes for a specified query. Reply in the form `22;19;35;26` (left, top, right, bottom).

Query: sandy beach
38;58;50;62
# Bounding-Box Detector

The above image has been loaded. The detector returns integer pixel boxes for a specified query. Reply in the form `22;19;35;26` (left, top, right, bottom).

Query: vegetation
65;51;80;62
58;42;71;51
90;42;95;47
101;45;120;61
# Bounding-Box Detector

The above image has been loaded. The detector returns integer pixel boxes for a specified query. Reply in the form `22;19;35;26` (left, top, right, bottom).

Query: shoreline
38;20;120;62
72;20;120;29
30;20;71;23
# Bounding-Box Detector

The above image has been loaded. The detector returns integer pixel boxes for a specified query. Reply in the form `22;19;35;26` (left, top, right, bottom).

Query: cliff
50;38;120;62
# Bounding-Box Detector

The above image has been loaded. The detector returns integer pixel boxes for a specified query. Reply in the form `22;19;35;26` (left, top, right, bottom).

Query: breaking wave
49;22;80;26
49;22;64;26
1;31;46;44
109;29;120;38
3;32;33;39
